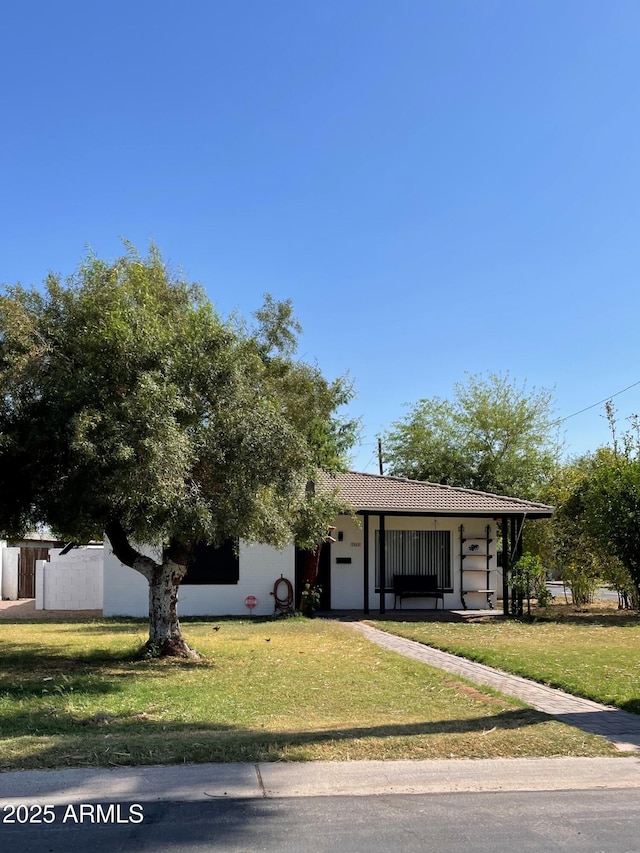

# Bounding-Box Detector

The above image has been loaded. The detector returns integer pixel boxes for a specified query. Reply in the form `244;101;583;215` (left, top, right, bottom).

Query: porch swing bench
393;573;445;609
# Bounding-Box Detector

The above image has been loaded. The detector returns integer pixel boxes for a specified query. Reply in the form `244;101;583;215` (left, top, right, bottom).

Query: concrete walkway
350;622;640;753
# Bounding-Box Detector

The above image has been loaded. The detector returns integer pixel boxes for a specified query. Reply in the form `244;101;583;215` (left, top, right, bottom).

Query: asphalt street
4;788;640;853
2;758;640;852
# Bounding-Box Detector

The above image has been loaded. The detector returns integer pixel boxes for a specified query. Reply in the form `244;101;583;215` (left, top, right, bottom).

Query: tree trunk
105;522;199;659
146;559;198;659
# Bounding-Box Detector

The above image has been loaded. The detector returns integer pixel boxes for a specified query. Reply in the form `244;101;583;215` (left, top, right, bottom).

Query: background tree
531;439;638;609
528;457;603;605
383;372;558;499
0;244;358;656
582;406;640;606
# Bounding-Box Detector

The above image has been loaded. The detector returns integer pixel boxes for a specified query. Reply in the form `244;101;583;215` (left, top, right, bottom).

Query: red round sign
245;595;258;609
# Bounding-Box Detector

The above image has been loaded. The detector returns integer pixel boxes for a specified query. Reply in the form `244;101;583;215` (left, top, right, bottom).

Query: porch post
379;513;386;615
509;516;525;616
363;513;370;615
515;518;524;561
510;516;516;614
502;516;509;617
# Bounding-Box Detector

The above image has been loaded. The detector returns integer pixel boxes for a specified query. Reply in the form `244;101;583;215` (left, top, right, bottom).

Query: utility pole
378;437;384;476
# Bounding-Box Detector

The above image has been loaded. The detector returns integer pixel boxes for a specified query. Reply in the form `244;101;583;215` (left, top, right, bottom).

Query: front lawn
370;605;640;713
0;617;617;770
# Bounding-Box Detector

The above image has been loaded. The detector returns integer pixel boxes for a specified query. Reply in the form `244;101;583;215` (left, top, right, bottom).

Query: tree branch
105;520;144;568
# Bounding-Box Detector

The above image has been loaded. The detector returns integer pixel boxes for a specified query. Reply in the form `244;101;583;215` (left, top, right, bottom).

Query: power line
551;379;640;427
360;446;379;473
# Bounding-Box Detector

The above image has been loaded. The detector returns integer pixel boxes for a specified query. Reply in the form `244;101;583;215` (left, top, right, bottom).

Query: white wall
103;539;295;617
329;515;366;609
102;518;500;617
35;559;44;609
178;542;295;617
103;545;149;616
1;547;19;600
35;547;104;610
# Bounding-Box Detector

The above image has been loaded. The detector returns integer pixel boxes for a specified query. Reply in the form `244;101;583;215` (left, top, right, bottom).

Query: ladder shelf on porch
459;524;494;609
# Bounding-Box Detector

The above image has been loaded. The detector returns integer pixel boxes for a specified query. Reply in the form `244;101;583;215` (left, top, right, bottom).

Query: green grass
370;604;640;714
0;616;620;770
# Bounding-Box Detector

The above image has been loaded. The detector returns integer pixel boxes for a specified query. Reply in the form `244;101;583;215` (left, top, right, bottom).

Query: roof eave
351;507;553;519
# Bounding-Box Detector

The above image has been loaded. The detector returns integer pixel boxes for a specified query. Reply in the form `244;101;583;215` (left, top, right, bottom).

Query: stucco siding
177;542;295;617
329;516;365;609
103;539;295;617
103;541;157;617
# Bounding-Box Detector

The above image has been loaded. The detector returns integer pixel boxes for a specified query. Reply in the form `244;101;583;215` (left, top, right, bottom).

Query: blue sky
2;1;640;472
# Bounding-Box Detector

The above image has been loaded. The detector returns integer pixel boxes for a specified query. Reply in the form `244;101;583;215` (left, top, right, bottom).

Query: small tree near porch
0;244;357;656
293;486;355;614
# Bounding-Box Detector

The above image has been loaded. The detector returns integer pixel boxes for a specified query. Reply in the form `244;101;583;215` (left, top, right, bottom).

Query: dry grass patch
0;616;618;769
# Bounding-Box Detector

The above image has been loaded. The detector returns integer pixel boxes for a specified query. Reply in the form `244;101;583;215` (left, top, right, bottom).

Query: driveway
0;599;102;620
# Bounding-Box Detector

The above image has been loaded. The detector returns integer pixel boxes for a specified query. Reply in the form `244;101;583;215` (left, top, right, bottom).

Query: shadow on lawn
0;674;124;701
530;612;640;628
0;639;145;666
61;615;284;630
364;607;640;629
515;602;640;628
0;706;553;769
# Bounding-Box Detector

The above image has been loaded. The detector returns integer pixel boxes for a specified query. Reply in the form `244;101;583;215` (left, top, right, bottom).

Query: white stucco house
103;471;554;618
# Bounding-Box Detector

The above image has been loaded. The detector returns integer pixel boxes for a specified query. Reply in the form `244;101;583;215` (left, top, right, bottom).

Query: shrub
511;552;552;616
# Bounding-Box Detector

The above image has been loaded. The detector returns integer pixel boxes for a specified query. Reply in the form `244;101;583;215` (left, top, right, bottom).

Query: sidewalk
1;757;640;806
350;622;640;753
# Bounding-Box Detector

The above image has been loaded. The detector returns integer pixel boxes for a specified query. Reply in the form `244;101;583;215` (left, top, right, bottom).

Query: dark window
182;539;239;585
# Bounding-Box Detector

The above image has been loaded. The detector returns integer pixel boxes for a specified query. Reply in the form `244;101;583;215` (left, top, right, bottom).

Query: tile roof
317;471;554;518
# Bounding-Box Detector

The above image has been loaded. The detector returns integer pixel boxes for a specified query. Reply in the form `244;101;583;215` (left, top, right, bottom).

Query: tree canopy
526;449;631;605
0;243;358;655
580;408;640;602
382;372;558;499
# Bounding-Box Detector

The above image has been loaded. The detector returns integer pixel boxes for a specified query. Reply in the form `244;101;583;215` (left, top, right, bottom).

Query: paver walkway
350;622;640;753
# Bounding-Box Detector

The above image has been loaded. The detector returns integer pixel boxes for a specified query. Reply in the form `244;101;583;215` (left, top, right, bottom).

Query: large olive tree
0;244;356;656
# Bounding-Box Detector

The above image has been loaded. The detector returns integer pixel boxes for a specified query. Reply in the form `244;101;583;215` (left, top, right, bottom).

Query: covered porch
317;471;554;617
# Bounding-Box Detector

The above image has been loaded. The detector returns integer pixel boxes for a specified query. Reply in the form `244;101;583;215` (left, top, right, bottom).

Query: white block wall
103;538;295;617
35;548;104;610
1;548;19;600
